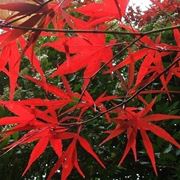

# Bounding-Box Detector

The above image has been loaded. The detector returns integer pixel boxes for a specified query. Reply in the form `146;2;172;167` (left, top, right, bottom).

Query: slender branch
137;43;180;52
139;90;180;94
135;36;180;52
0;23;139;35
59;57;180;126
0;22;179;35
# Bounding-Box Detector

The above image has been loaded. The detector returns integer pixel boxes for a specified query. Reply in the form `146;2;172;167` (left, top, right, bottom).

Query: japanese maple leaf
76;0;129;21
24;75;72;100
106;26;179;95
0;38;46;100
48;135;105;180
0;2;45;17
75;91;117;121
0;14;49;101
0;41;20;100
0;99;70;136
0;98;74;140
44;33;114;88
24;74;117;124
0;99;76;176
59;91;117;123
21;127;75;176
3;125;75;176
101;98;180;175
47;138;84;180
0;1;70;46
166;28;180;83
19;37;45;80
0;14;44;47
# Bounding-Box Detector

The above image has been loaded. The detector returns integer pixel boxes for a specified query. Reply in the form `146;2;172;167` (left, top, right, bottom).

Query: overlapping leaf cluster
0;0;179;179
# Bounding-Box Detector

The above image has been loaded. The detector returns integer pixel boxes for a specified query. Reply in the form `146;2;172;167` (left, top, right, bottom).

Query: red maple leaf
76;0;129;21
48;134;105;180
44;33;114;89
101;98;180;175
0;41;20;100
106;26;180;96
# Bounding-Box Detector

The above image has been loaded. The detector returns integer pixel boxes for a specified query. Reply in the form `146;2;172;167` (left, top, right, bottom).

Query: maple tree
0;0;179;179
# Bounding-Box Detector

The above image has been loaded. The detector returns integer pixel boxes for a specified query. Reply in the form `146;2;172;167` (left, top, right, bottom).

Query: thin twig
0;23;179;35
137;43;180;52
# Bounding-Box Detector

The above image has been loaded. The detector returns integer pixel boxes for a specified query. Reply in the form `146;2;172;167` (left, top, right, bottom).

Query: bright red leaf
101;99;180;174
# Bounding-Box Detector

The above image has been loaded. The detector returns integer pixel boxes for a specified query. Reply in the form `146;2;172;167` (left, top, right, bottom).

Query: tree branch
0;23;179;36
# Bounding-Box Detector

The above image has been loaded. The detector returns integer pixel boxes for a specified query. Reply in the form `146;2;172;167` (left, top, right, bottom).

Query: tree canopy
0;0;179;179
